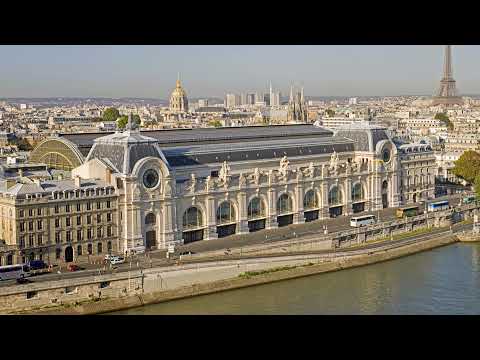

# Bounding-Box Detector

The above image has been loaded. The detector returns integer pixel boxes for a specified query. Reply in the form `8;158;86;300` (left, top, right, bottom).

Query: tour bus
396;206;420;219
0;264;30;281
350;215;376;227
462;195;477;205
427;200;449;212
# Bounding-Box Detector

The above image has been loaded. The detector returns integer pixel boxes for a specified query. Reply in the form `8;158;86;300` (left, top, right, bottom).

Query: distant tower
287;85;308;123
432;45;463;106
269;82;273;107
169;73;189;113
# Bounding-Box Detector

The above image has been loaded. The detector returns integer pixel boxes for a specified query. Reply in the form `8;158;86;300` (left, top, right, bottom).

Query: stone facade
0;178;119;266
2;123;438;264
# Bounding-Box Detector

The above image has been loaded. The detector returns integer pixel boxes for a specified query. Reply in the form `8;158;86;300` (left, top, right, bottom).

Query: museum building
0;120;436;265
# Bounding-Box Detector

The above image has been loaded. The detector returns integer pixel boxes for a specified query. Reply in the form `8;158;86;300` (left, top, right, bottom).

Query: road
0;205;470;288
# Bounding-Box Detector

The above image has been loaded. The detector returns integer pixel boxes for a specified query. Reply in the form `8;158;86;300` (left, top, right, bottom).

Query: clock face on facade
143;168;160;189
382;148;391;163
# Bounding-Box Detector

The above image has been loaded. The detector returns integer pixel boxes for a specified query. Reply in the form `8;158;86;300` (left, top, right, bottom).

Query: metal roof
163;136;354;167
59;125;334;149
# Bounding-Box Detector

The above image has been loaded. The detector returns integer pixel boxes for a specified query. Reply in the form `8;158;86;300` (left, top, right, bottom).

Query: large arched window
303;190;318;210
145;213;156;225
216;202;236;225
328;186;342;206
277;193;293;214
183;207;203;230
248;197;266;219
352;183;364;202
382;180;388;193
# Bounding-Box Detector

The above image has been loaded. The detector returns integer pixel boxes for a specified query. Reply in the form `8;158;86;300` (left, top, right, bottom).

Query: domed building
1;120;437;265
169;76;189;113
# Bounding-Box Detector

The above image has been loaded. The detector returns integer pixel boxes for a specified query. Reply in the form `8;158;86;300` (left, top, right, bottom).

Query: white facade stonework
68;122;432;254
1;123;437;264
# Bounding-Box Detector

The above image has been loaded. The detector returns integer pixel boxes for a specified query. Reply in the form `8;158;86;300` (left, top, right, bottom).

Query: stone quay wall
0;272;143;314
6;232;458;315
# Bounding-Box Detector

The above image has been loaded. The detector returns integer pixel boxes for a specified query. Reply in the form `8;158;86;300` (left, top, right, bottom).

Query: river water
110;243;480;315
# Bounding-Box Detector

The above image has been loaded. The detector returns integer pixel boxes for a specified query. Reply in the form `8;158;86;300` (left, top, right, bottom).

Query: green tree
102;107;120;122
15;138;33;151
452;150;480;184
435;112;454;131
475;175;480;198
117;114;141;129
208;119;222;128
326;109;335;117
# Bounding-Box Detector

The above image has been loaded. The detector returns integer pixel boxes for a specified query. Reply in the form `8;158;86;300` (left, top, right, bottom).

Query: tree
435;112;454;131
15;138;33;151
475;175;480;198
117;115;141;129
102;107;120;122
326;109;335;117
452;150;480;184
208;119;222;128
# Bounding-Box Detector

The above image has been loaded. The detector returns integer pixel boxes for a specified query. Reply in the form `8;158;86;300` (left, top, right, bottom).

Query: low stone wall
21;233;458;315
0;272;143;314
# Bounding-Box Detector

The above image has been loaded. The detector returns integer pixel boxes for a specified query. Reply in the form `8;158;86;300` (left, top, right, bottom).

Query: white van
110;256;125;265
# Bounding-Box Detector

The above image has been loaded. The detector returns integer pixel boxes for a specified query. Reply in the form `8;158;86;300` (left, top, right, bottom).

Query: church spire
176;72;181;87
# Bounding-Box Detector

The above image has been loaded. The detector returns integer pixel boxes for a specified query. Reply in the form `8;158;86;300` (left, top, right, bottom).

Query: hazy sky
0;45;478;98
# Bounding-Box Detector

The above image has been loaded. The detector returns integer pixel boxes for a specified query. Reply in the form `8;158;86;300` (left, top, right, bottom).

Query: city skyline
1;45;480;98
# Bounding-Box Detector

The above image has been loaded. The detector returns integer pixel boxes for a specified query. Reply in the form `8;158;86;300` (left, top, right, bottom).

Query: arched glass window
328;186;342;206
352;183;364;202
98;242;103;254
87;243;93;255
7;254;13;265
303;190;318;210
107;241;112;252
216;202;236;225
77;245;82;256
248;197;266;219
183;207;203;230
277;194;293;214
145;213;156;225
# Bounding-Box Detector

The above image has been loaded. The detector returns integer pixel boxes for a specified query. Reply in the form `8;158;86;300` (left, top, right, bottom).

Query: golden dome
171;79;187;97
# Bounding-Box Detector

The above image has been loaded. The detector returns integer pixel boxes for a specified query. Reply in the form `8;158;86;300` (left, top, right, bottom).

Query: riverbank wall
4;232;457;315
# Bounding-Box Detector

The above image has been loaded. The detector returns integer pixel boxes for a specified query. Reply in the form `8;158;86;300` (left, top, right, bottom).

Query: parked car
67;264;81;272
104;254;114;261
179;251;195;256
28;260;47;271
110;256;125;265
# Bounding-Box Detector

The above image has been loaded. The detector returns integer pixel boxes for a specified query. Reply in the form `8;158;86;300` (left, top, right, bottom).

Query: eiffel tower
432;45;463;106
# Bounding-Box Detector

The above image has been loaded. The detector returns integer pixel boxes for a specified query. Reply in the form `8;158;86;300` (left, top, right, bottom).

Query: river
109;243;480;315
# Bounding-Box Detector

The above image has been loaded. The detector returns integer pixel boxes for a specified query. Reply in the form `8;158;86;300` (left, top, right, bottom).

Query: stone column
205;196;218;240
237;191;248;234
162;200;176;248
391;172;401;207
345;178;352;215
295;183;305;224
372;173;383;211
320;181;329;219
267;187;278;229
